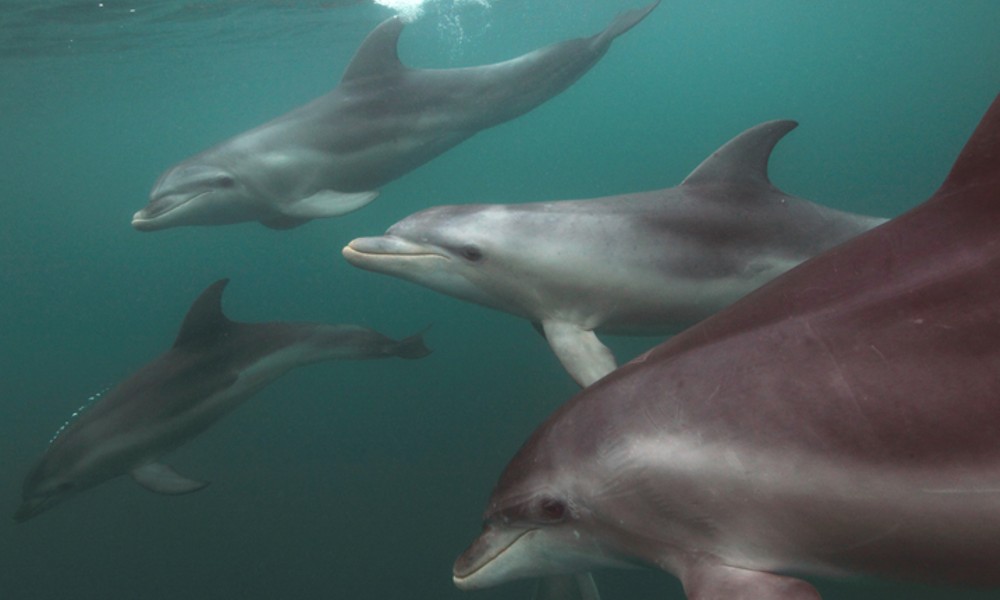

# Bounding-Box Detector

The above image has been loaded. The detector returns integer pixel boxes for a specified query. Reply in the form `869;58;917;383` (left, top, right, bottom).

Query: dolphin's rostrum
15;279;430;522
133;2;659;231
344;120;886;386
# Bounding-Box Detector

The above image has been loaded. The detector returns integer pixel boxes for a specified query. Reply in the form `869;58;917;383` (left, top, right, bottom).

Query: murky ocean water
2;1;998;598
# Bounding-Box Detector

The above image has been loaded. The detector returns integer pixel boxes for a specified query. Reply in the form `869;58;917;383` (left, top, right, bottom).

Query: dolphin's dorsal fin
681;120;798;188
341;17;406;83
173;279;234;348
938;93;1000;196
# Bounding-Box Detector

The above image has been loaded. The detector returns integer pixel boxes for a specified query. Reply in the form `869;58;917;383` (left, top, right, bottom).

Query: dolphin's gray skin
131;3;658;232
452;93;1000;599
344;120;886;386
14;279;430;522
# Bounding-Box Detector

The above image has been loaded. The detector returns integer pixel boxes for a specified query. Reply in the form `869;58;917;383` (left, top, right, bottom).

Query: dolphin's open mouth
452;526;534;588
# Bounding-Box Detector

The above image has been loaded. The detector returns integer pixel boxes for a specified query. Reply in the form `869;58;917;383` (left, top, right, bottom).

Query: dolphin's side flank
344;120;886;386
132;3;659;231
15;279;430;522
453;94;1000;598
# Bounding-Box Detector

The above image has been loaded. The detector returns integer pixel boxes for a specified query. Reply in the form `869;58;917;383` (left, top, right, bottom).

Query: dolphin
131;3;658;232
452;93;1000;599
14;279;430;522
344;120;886;386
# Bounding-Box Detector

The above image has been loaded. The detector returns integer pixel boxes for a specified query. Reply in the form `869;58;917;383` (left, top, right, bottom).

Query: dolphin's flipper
280;190;379;221
532;574;600;600
682;564;820;600
541;320;617;387
131;463;209;495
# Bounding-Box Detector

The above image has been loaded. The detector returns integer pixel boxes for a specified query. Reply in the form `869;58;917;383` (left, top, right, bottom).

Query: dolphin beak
453;525;533;589
13;497;52;523
131;210;157;231
342;236;448;268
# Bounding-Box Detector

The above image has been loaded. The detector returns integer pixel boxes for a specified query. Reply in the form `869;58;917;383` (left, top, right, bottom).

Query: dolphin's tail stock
594;1;660;49
393;328;433;359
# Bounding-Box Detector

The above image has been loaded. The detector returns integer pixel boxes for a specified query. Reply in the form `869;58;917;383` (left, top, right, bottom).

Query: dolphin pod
344;120;886;386
453;93;1000;598
132;2;659;231
15;279;430;521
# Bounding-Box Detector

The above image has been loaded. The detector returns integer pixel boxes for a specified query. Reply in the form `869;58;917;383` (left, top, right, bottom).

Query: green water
1;1;998;598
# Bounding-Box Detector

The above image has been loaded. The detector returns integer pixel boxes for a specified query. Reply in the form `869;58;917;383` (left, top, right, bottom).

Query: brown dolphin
454;92;1000;599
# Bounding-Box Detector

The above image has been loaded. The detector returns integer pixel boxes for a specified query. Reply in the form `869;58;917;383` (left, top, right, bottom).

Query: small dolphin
132;3;658;231
15;279;430;522
453;93;1000;598
344;120;886;386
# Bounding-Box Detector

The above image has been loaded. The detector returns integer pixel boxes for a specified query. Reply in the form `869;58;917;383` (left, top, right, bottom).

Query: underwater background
2;0;999;598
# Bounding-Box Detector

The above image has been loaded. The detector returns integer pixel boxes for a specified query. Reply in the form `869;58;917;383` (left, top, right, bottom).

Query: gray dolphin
452;93;1000;598
14;279;430;522
344;120;886;386
132;3;658;231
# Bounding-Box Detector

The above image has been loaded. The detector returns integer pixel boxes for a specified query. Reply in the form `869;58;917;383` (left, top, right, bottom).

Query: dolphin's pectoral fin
131;463;209;495
532;573;600;600
682;563;820;600
280;190;379;220
541;320;618;387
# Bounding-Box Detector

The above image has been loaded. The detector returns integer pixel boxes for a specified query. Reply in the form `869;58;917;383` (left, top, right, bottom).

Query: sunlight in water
374;0;492;22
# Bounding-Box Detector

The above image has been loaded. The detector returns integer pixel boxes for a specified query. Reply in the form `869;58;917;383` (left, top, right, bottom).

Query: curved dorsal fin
681;120;798;188
173;279;234;348
341;17;406;84
938;93;1000;196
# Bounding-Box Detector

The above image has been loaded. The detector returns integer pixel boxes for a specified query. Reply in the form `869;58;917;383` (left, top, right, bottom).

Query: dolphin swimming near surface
131;2;659;232
14;279;431;522
452;92;1000;599
344;120;886;386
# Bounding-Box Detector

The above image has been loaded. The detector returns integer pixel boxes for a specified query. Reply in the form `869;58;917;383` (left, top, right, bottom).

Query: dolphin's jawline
343;246;449;261
455;528;536;582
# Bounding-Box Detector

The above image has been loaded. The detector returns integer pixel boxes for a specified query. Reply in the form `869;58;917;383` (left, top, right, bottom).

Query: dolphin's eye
214;175;235;188
538;497;567;522
460;245;483;262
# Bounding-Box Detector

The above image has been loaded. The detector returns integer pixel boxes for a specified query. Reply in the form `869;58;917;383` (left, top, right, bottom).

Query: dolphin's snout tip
131;211;158;232
13;501;40;523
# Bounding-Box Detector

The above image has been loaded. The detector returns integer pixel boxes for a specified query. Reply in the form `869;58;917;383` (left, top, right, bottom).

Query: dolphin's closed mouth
133;191;210;226
343;237;449;260
13;496;55;523
452;527;534;586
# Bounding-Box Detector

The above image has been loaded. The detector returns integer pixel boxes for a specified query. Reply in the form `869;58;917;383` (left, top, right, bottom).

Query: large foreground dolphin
14;279;430;522
131;3;658;231
452;93;1000;599
344;121;886;386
